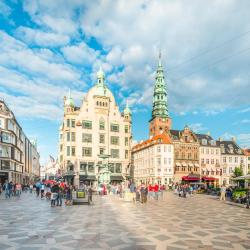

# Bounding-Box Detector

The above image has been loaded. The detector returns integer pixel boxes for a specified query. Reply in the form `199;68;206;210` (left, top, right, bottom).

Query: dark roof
170;129;181;139
196;133;218;147
217;140;244;155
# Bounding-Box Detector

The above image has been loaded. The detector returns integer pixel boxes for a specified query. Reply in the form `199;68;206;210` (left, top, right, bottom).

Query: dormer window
211;140;216;146
202;139;207;145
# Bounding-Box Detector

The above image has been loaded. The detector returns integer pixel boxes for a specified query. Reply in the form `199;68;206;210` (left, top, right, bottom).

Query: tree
232;167;244;177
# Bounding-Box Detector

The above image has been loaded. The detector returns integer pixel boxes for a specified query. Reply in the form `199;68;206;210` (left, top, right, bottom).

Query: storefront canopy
203;176;218;181
80;175;96;181
233;175;250;180
110;175;124;181
182;176;200;181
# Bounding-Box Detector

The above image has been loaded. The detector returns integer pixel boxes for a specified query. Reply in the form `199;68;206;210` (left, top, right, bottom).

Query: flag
49;155;55;162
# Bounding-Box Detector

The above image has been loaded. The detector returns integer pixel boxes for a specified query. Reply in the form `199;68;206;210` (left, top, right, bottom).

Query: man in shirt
220;185;226;201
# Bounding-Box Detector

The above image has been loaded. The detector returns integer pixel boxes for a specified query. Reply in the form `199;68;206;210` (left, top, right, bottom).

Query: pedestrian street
0;192;250;250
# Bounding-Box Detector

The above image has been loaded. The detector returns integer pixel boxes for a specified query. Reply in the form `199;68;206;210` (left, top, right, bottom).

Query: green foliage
232;190;246;199
232;167;244;177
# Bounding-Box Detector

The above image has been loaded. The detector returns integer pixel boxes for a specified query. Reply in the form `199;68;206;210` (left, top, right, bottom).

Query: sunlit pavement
0;191;249;250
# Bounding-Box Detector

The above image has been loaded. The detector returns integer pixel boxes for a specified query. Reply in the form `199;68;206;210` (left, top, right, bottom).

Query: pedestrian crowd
0;180;29;199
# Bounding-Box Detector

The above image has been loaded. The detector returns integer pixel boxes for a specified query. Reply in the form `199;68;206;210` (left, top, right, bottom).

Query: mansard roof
217;140;244;155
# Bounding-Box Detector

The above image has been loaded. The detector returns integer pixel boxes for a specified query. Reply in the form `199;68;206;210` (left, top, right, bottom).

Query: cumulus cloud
16;26;70;47
189;123;208;133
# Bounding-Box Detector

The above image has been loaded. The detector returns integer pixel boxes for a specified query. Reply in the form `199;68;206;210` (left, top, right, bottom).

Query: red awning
202;177;218;181
182;176;200;181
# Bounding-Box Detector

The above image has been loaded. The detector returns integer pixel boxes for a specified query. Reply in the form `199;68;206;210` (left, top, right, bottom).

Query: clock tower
149;53;172;136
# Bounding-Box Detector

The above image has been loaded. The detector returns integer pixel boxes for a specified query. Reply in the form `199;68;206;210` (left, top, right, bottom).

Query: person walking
3;180;10;199
35;181;41;197
220;185;226;201
40;182;45;199
246;186;250;209
88;185;93;205
51;183;59;207
16;183;22;198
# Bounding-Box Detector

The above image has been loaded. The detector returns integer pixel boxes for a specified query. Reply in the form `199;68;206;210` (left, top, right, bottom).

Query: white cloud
16;26;70;47
189;123;207;133
240;107;250;113
61;42;99;65
0;31;81;83
238;133;250;147
0;1;11;18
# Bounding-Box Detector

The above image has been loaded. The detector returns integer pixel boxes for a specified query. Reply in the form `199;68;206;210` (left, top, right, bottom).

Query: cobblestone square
0;192;250;250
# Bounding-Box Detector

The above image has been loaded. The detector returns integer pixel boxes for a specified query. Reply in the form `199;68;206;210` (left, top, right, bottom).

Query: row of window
175;152;198;160
201;158;219;165
66;147;129;159
65;132;129;146
66;119;129;133
201;148;220;155
175;167;199;172
78;162;122;173
157;157;172;166
157;145;172;153
222;156;244;164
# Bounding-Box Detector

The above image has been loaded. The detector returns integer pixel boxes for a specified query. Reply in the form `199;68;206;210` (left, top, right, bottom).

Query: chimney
232;136;236;142
218;137;222;142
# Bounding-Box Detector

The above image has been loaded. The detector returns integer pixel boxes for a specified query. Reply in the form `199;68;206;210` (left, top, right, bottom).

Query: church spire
151;52;169;120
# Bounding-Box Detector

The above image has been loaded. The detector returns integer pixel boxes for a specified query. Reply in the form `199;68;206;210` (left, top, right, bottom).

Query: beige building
59;68;132;186
170;126;200;182
132;133;174;186
218;139;245;185
243;149;250;174
0;99;40;185
197;134;221;185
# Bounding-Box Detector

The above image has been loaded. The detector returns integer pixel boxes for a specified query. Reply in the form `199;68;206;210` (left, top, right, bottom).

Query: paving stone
0;192;250;250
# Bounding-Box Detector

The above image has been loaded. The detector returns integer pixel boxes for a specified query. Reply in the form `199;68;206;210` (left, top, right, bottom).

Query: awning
188;163;194;167
233;175;250;180
182;176;200;181
182;162;187;167
194;163;199;167
202;176;218;181
176;162;181;166
79;175;96;181
110;175;124;181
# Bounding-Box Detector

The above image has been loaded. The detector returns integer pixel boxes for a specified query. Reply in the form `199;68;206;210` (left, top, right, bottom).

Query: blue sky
0;0;250;165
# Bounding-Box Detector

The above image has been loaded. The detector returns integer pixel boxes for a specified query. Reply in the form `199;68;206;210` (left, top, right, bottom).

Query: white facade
219;141;245;185
59;68;132;186
199;144;221;184
133;134;174;185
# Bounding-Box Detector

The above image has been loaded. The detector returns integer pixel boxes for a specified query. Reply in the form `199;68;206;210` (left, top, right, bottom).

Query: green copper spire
124;100;131;115
96;66;107;96
151;52;169;119
65;88;74;107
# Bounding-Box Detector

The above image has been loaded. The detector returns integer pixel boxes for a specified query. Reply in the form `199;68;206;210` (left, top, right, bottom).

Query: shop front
0;171;8;185
110;175;124;184
79;174;96;186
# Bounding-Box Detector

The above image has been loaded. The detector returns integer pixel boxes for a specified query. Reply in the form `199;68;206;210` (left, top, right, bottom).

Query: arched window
97;101;99;105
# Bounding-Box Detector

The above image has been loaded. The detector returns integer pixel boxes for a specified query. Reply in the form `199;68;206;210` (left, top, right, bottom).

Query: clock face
162;118;166;122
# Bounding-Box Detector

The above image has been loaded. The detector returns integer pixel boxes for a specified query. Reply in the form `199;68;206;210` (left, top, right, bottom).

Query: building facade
59;68;132;186
0;100;40;185
197;134;221;184
170;126;200;182
218;139;245;185
132;133;174;185
243;149;250;174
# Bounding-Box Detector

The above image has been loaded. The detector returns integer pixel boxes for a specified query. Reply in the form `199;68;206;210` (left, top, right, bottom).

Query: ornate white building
58;68;132;186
